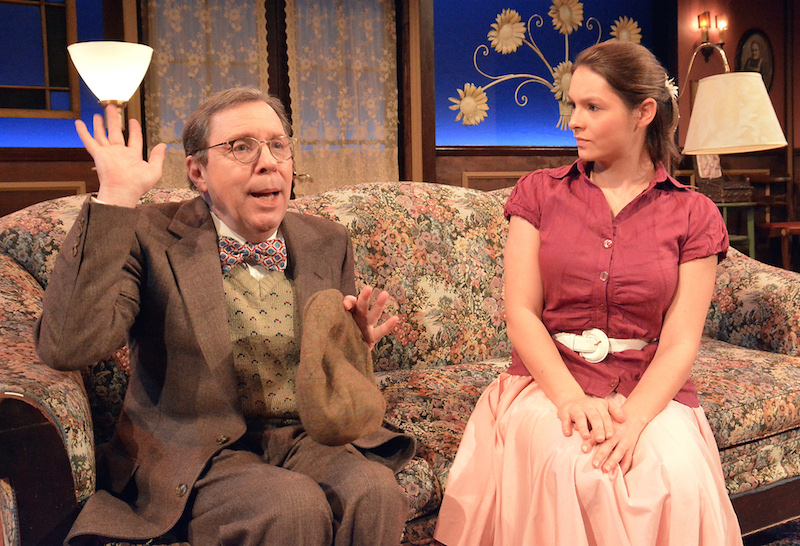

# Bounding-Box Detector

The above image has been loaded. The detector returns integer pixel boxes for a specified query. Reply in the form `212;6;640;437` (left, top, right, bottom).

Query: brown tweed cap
296;289;386;446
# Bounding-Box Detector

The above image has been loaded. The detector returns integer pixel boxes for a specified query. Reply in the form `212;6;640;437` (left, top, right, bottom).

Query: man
742;40;763;75
35;88;410;545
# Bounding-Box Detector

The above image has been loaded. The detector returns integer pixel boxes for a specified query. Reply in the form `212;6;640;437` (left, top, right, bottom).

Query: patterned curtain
286;0;399;196
143;0;269;188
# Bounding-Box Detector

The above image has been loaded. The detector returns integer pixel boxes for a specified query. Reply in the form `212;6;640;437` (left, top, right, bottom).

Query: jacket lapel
282;212;334;326
164;197;240;399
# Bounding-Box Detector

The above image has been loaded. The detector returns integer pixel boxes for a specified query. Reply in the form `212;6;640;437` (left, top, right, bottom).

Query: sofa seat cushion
719;427;800;496
402;512;438;546
378;359;509;490
396;456;441;521
693;337;800;450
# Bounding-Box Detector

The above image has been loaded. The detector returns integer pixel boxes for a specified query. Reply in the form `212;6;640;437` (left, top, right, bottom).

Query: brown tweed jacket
34;196;360;543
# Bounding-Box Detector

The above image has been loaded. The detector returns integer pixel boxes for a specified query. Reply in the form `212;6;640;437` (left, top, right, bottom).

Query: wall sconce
697;11;727;62
67;41;154;127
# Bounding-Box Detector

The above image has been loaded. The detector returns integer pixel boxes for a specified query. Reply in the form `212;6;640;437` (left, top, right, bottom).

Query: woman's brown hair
573;41;680;167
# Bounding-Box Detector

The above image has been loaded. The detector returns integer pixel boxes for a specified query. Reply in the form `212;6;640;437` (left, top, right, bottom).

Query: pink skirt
434;373;743;546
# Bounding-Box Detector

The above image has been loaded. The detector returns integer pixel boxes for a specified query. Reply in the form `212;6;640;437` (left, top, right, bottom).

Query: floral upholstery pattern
2;183;800;545
0;478;17;546
290;182;510;373
706;247;800;356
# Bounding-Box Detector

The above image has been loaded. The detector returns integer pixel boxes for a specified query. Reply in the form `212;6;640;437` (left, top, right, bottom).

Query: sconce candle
698;11;711;43
715;15;727;46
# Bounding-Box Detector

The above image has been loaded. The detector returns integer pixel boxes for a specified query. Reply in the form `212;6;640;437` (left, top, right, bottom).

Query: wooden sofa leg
0;398;79;545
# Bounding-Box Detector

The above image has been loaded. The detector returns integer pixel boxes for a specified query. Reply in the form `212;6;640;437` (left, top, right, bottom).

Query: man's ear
636;98;657;129
186;155;206;192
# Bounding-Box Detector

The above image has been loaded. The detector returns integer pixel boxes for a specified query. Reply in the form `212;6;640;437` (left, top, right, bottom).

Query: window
0;0;79;119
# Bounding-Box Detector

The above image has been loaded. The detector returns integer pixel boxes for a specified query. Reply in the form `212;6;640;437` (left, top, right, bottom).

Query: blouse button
599;271;609;282
609;379;619;388
603;239;613;249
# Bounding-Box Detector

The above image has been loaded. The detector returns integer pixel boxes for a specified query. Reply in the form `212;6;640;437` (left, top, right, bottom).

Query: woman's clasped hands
558;395;646;476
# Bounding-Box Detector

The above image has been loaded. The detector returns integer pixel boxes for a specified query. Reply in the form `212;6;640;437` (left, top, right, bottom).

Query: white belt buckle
580;328;610;363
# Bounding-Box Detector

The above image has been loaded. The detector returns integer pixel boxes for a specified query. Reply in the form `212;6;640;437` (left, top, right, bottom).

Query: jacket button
216;435;230;445
176;483;188;497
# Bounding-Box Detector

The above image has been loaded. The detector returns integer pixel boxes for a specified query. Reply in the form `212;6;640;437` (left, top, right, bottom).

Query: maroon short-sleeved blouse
504;159;729;407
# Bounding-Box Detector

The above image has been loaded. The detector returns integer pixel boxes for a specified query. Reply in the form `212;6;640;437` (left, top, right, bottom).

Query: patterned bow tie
218;235;288;274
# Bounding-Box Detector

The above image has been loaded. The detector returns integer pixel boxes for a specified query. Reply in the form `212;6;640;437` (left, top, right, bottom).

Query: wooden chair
749;173;799;270
691;156;757;259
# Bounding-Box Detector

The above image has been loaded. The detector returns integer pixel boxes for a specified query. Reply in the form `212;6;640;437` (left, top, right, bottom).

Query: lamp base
99;100;128;130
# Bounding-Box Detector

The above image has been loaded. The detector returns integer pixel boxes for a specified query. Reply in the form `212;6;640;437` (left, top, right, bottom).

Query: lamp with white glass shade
67;41;154;126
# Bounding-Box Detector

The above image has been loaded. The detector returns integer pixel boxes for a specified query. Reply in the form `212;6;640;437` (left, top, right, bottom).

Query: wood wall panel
435;147;578;189
0;149;98;217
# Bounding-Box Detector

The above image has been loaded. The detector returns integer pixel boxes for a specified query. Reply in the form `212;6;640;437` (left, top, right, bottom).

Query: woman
434;41;742;545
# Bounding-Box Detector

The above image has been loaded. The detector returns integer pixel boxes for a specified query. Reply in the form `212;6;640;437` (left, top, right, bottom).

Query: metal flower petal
487;9;527;55
549;0;584;35
449;83;490;126
551;61;574;102
610;16;642;44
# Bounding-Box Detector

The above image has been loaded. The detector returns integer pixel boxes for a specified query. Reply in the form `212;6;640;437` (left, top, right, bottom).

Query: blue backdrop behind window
435;0;653;147
0;0;103;148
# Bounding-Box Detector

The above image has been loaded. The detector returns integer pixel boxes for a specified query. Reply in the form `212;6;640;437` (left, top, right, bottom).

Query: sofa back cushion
291;182;510;372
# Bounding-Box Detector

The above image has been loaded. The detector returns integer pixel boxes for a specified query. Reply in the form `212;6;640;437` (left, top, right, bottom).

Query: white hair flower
665;77;679;99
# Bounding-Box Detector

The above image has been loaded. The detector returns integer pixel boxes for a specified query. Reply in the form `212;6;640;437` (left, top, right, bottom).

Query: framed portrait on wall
735;29;774;90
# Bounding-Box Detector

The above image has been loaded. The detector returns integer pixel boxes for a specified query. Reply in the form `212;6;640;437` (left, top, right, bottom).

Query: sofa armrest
0;254;96;506
0;396;79;544
706;248;800;356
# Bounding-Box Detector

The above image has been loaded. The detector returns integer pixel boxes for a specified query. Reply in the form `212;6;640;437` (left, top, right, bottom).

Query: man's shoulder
137;195;208;222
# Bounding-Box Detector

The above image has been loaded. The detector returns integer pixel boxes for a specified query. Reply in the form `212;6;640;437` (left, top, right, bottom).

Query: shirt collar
210;211;279;244
570;158;685;191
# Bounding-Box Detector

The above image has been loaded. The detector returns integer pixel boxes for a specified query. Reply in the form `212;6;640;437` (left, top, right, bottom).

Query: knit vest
223;266;300;420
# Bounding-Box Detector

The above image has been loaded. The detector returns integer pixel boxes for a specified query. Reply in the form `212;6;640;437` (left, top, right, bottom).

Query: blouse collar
569;159;686;191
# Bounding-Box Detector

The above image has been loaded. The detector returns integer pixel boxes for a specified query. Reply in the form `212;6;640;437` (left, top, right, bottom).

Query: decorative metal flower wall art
449;1;642;129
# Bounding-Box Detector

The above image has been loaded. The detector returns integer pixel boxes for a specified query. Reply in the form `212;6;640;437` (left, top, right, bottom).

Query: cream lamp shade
683;71;787;155
67;41;154;104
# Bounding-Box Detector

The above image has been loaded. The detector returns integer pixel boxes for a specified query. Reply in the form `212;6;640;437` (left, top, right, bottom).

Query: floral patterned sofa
1;181;800;545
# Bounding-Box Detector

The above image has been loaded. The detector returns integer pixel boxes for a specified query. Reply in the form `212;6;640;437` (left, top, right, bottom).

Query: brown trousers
176;424;408;546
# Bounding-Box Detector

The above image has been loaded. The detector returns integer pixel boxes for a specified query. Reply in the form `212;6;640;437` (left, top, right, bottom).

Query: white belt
553;328;651;363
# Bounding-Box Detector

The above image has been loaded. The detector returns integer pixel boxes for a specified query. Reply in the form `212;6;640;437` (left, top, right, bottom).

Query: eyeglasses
204;136;295;164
